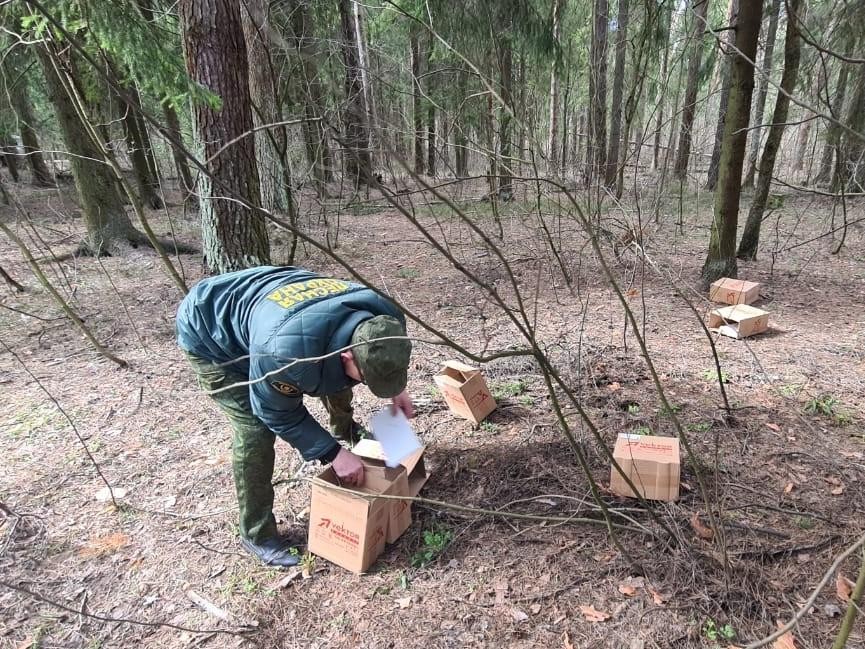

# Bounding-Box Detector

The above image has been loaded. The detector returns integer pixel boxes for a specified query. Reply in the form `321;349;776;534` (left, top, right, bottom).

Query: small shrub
411;527;454;568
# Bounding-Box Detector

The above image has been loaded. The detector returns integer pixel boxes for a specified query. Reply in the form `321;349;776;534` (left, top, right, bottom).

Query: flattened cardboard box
610;434;680;502
308;462;405;574
708;304;770;339
433;360;496;424
709;277;761;305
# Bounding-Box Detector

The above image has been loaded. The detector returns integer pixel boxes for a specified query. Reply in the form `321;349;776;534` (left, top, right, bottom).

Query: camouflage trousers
186;353;355;543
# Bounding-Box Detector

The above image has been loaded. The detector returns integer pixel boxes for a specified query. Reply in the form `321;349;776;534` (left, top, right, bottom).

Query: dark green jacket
176;266;404;460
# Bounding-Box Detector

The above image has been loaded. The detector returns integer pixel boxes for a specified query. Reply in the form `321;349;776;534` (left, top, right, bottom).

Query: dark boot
240;535;302;568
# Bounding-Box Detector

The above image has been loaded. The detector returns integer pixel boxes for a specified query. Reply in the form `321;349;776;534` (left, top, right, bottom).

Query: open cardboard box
308;461;408;574
709;277;761;305
708;304;770;339
433;360;496;424
609;433;680;502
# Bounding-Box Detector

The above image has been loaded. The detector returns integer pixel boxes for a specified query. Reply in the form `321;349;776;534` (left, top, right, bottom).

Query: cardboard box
708;304;770;339
709;277;760;305
353;439;429;497
433;360;496;424
308;462;406;574
610;434;680;502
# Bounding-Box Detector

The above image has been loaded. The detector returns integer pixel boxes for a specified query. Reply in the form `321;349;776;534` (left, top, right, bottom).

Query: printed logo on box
317;517;361;546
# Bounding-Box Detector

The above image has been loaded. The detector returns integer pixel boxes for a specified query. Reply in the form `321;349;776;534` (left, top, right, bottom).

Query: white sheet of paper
370;408;422;468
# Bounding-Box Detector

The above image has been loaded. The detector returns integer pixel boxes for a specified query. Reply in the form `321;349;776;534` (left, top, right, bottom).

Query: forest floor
1;175;865;649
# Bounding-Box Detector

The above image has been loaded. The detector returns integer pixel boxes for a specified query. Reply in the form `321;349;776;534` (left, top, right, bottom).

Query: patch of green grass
300;551;316;574
427;385;441;399
626;403;640;415
779;384;801;397
659;404;682;417
3;403;61;439
795;516;815;530
703;618;736;643
686;422;712;433
700;368;729;384
397;267;420;280
631;425;652;436
518;394;535;407
411;527;454;568
479;421;499;434
491;379;528;400
804;394;852;426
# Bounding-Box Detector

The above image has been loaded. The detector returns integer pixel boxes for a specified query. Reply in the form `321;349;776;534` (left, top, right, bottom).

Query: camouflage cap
350;315;411;398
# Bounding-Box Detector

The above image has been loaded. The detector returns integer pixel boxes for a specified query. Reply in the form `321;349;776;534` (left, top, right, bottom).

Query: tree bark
605;0;630;187
737;0;802;260
841;63;865;191
455;68;468;178
652;13;672;171
337;0;372;187
673;0;710;180
702;0;762;283
37;45;143;255
410;25;425;175
180;0;270;273
586;0;609;184
742;0;781;188
706;0;739;190
427;102;436;177
241;0;290;213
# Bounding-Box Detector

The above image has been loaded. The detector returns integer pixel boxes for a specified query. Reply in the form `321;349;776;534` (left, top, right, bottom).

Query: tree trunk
737;0;801;259
498;36;514;198
162;102;194;194
1;136;20;182
410;26;425;175
702;0;762;283
352;0;376;159
122;85;164;209
241;0;290;214
706;0;739;190
841;63;865;191
4;61;55;187
179;0;270;273
427;102;436;178
605;0;630;187
337;0;372;187
288;0;333;189
37;45;143;255
673;0;710;180
815;63;850;185
586;0;609;184
652;15;671;171
742;0;781;188
454;68;468;178
548;0;565;174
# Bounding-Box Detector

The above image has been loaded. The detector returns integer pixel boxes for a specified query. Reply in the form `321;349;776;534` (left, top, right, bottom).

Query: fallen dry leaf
94;486;127;503
766;423;781;432
772;621;797;649
690;512;714;540
607;382;621;392
579;604;611;622
530;603;542;615
563;631;575;649
395;597;412;609
783;482;794;494
831;485;845;496
79;532;130;558
618;584;637;597
272;569;302;589
836;573;855;602
649;588;667;605
626;288;639;299
510;607;529;622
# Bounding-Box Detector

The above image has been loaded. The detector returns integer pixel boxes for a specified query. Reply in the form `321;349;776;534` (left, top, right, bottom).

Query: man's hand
391;389;415;419
331;448;364;487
